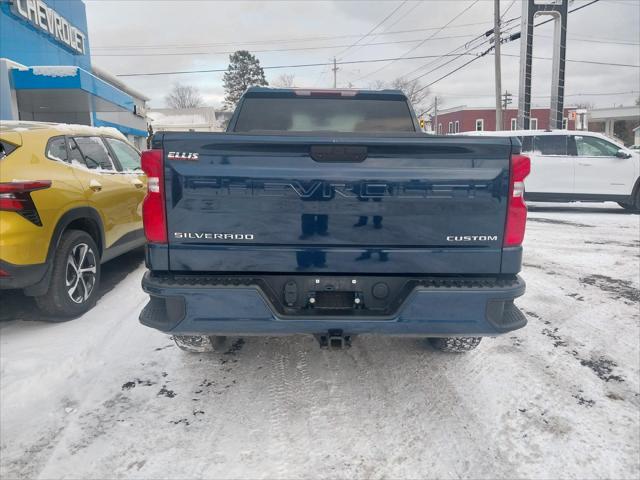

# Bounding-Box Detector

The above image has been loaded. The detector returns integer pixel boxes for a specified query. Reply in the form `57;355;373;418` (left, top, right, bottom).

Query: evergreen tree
223;50;268;109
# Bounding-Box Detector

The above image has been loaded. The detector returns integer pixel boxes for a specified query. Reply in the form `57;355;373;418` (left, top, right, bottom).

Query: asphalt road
1;204;638;479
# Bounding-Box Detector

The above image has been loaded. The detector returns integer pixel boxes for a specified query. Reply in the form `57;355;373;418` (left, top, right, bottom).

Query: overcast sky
85;0;640;111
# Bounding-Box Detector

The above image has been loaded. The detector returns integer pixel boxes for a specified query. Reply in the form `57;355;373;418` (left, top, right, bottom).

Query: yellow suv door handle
132;179;144;189
89;179;102;192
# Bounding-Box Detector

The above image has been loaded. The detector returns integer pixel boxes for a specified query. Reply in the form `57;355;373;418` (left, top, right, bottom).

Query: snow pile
148;108;225;132
31;66;78;78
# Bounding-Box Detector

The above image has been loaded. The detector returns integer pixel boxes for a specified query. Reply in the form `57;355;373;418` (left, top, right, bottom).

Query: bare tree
367;80;387;91
165;83;204;109
575;102;595;111
368;77;430;112
273;73;296;88
389;77;430;112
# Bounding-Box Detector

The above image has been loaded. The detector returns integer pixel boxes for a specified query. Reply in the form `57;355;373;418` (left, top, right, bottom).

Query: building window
530;118;538;130
475;119;484;131
562;118;568;129
454;121;460;133
438;123;442;135
448;122;453;134
511;118;518;130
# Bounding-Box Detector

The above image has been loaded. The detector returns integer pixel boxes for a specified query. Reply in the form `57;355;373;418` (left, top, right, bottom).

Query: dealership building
0;0;148;148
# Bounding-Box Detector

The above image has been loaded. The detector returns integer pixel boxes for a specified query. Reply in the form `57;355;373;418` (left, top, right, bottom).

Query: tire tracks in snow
294;345;327;467
265;339;315;478
389;343;520;479
22;268;154;479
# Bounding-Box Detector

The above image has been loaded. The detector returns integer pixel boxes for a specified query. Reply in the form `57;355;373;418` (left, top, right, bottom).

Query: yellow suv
0;122;146;317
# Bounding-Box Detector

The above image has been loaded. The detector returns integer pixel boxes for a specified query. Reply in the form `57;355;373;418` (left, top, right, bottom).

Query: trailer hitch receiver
316;329;352;349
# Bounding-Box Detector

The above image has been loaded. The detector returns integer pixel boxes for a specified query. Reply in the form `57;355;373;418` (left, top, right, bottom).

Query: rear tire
618;189;640;212
428;337;482;353
34;230;100;320
173;335;227;353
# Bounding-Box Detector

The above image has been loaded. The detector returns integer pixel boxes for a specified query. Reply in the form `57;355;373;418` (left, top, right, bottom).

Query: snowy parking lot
1;203;638;479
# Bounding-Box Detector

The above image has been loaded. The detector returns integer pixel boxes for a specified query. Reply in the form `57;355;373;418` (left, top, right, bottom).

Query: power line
535;33;639;46
431;90;640;98
499;0;602;32
407;0;607;93
92;34;477;57
381;1;425;32
89;29;637;59
414;53;488;94
397;17;520;83
334;0;408;59
344;1;425;60
501;0;517;20
116;53;480;77
411;51;638;96
353;0;481;81
501;53;639;68
92;0;622;53
404;34;493;83
115;51;638;78
91;21;494;51
398;10;521;85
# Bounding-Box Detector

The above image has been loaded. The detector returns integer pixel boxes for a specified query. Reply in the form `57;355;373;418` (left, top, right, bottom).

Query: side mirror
616;149;632;159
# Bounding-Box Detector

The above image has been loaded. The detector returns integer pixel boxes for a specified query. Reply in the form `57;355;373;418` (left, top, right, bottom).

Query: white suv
465;130;639;211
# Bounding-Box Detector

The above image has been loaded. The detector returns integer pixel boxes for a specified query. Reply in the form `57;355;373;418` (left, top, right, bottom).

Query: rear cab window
233;92;417;133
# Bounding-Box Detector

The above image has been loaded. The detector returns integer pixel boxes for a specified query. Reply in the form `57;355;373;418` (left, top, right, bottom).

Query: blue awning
11;66;134;112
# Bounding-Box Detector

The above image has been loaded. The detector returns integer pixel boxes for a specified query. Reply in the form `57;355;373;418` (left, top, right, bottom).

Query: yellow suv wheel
34;230;101;319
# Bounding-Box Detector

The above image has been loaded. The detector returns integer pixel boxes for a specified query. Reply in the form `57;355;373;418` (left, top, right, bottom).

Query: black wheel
428;337;482;353
618;194;640;212
173;335;227;353
35;230;100;319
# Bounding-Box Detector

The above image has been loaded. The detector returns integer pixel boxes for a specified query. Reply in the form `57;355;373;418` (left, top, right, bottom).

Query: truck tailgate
160;133;514;274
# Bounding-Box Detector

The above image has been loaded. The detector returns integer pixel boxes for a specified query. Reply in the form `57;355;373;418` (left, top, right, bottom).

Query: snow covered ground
1;203;638;480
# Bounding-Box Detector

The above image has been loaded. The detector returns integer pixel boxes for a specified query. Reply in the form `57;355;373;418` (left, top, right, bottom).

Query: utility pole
494;0;503;131
433;96;438;134
502;91;513;111
332;57;339;88
502;91;513;129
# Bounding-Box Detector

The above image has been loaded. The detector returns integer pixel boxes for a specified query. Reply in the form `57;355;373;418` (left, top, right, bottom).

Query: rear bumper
140;272;527;337
0;260;48;290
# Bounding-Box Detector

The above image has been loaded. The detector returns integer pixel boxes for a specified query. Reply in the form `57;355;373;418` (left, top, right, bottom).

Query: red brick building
433;106;577;134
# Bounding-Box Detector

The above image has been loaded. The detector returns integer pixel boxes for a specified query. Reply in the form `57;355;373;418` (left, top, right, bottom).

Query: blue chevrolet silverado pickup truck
139;87;530;353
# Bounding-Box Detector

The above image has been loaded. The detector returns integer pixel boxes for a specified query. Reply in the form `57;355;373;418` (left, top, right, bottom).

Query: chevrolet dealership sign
11;0;87;54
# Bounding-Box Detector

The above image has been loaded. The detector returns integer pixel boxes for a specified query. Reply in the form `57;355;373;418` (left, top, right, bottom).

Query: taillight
504;154;531;247
141;149;167;243
0;180;51;226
